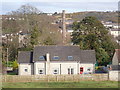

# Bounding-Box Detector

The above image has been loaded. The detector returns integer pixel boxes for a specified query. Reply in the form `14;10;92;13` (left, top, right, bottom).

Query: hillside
65;11;118;23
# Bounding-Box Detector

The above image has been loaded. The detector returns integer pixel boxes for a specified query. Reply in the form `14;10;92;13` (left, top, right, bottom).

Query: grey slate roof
18;51;33;63
111;65;120;70
33;45;96;63
18;45;96;63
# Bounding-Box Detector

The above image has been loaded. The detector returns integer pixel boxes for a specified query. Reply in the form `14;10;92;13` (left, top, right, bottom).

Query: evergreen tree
71;16;117;66
30;26;40;47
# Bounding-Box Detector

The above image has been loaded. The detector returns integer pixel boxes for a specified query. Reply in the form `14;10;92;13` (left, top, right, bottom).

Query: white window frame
68;68;74;74
87;67;91;71
53;68;59;74
39;56;45;60
68;56;73;60
24;67;28;72
53;56;59;60
38;68;44;74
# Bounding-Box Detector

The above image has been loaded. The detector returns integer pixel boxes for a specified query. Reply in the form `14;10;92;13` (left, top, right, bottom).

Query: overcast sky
1;0;120;14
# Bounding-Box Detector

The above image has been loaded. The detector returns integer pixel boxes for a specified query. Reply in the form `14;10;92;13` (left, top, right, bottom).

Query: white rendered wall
79;63;95;74
18;63;31;75
50;62;78;75
34;61;95;75
34;62;45;75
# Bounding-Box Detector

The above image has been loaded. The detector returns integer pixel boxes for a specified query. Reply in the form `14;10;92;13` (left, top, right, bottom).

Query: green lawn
2;81;118;88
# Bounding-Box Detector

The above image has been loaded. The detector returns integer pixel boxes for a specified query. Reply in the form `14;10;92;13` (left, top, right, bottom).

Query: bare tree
8;4;43;15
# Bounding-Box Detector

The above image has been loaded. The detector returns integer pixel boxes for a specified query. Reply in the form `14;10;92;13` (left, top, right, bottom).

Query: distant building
18;32;30;48
18;45;96;75
109;29;120;38
47;13;53;16
102;22;119;29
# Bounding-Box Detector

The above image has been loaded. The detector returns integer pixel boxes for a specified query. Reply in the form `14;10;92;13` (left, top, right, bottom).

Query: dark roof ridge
34;45;80;47
18;51;33;53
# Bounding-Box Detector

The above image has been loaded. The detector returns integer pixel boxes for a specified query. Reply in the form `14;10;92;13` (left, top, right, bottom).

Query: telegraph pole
6;34;9;74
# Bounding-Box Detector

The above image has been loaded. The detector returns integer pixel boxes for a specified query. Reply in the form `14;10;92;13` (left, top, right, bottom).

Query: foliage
2;60;13;67
43;36;55;45
96;48;109;66
2;4;63;64
71;11;118;23
7;72;17;75
12;60;18;69
18;46;33;51
30;26;40;47
71;16;117;66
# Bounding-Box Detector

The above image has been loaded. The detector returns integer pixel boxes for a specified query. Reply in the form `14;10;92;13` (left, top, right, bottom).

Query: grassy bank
2;81;118;88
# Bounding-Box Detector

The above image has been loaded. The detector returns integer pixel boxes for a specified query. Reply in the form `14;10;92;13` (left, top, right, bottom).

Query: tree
43;36;55;45
71;16;117;66
30;26;40;47
8;4;43;15
96;48;109;66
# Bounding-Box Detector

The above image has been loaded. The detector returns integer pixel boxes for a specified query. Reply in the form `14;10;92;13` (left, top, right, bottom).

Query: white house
109;29;120;38
18;45;96;75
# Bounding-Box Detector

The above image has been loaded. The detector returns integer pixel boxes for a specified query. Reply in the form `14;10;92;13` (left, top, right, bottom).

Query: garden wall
2;74;108;82
109;70;120;81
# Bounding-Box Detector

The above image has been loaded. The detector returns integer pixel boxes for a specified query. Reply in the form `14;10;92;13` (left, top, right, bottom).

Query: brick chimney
62;10;66;45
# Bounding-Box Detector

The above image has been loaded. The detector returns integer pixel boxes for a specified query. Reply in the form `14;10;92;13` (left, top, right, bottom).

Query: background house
18;45;96;75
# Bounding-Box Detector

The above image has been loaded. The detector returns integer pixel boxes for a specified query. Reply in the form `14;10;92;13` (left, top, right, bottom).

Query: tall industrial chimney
62;10;66;45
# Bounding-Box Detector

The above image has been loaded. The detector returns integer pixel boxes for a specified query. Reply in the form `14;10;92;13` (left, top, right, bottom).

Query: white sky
1;0;120;2
1;0;120;14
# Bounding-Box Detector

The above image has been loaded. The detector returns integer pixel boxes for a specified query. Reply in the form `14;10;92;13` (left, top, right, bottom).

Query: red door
80;67;83;74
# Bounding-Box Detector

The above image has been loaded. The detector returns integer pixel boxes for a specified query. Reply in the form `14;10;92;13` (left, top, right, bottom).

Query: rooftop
18;45;96;64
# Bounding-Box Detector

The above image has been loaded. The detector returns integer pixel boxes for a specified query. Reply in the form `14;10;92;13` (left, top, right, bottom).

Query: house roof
18;51;33;63
111;65;120;70
18;45;96;63
33;45;96;63
110;29;119;31
115;49;120;63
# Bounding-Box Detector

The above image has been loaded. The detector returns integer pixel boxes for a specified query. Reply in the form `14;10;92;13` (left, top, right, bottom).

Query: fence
2;74;108;82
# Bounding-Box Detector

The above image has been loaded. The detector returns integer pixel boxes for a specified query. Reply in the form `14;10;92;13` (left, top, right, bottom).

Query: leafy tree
96;48;109;66
71;16;117;65
12;60;18;69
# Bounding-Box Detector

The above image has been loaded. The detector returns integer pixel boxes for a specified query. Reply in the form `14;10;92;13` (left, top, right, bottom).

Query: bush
13;60;18;70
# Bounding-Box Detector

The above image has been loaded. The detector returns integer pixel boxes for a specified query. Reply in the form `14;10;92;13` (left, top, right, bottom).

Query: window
71;68;74;74
80;67;83;74
53;69;59;74
68;68;74;74
24;68;28;72
38;69;44;74
68;68;70;74
53;56;59;60
68;56;73;60
87;68;91;71
39;56;45;60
